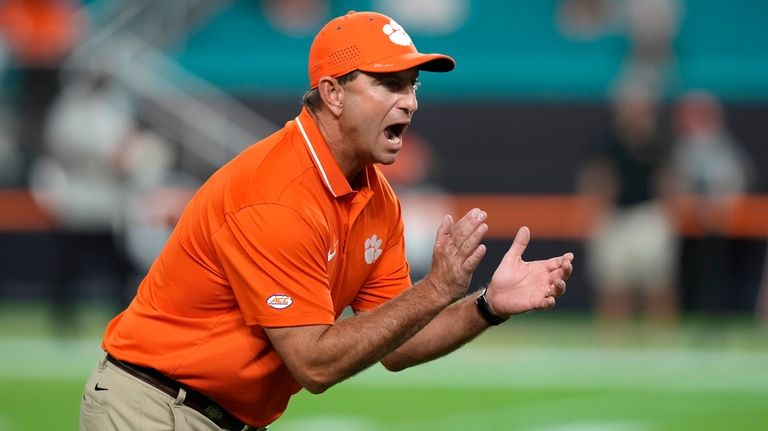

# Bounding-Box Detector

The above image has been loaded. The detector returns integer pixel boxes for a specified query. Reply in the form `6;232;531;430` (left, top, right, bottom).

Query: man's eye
383;80;403;91
377;77;419;91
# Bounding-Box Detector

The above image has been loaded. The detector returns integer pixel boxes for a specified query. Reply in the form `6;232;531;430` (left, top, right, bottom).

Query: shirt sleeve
212;203;335;327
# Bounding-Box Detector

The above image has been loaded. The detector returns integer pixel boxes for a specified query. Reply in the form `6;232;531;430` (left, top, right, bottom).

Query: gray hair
302;71;361;111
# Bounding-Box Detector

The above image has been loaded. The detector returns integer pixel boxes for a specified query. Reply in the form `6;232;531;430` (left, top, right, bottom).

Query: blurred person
556;0;681;96
671;90;755;313
0;33;24;187
29;71;137;333
115;120;187;274
119;170;198;275
556;0;614;41
378;130;454;281
579;85;678;328
0;120;23;187
262;0;329;37
80;11;574;431
114;120;202;281
373;0;470;35
0;0;87;177
758;251;768;322
618;0;681;95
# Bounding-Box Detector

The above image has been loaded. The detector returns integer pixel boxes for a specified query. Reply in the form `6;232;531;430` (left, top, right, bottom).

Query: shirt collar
295;107;374;198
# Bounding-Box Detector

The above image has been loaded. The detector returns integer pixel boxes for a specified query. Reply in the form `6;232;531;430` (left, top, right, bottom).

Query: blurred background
1;0;767;430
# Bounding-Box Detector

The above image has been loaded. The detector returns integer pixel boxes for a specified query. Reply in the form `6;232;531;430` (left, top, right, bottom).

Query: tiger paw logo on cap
383;20;412;47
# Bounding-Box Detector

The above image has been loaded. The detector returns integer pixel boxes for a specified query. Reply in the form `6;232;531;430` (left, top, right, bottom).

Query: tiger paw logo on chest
364;234;383;264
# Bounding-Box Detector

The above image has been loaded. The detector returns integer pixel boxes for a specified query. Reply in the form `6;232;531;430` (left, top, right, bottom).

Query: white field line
2;337;768;393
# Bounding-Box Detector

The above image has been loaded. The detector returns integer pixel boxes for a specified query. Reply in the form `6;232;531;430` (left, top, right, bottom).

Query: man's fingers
438;209;487;257
462;222;488;255
561;263;573;280
454;208;487;237
462;244;487;273
505;226;530;262
437;209;485;244
544;252;575;271
455;210;488;270
429;210;489;299
558;254;574;280
544;257;562;271
552;279;566;296
435;214;453;241
542;297;556;309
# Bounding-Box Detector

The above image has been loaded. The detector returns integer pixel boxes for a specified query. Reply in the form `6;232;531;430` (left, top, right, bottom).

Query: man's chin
377;154;398;166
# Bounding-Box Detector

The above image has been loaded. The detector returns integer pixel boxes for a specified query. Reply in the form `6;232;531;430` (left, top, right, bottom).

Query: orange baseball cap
308;11;455;88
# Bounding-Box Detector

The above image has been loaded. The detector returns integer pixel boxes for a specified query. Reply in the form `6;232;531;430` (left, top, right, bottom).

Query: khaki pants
80;353;222;431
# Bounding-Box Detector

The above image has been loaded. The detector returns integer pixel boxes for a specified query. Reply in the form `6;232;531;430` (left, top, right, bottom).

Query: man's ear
317;77;344;116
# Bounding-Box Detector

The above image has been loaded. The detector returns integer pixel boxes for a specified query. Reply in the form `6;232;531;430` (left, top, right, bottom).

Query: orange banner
1;190;767;238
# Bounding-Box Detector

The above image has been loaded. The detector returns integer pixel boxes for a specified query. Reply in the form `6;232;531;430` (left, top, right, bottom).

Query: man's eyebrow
366;72;398;80
374;74;417;85
365;71;415;80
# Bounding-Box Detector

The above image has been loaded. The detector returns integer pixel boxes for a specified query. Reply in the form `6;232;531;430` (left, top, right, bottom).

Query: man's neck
307;107;364;183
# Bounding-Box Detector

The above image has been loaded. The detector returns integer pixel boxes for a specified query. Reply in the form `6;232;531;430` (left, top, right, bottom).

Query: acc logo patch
266;294;293;309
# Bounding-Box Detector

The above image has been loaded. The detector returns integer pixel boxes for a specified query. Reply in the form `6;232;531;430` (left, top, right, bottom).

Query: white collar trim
296;116;336;196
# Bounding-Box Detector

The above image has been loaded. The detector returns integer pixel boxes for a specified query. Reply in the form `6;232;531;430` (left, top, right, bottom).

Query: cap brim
358;52;455;74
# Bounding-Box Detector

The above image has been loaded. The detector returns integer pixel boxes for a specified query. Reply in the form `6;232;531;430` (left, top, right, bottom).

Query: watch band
475;287;508;326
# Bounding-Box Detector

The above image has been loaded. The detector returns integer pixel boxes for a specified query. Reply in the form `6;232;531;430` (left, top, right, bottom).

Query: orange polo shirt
103;108;411;426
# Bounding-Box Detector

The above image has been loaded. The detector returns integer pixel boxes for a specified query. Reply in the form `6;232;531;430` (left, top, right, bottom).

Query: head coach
80;10;574;431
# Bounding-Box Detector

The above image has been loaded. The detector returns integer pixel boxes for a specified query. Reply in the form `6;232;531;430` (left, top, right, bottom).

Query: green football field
2;302;767;431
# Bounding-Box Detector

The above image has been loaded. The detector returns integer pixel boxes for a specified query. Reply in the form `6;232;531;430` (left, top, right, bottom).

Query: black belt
106;354;265;431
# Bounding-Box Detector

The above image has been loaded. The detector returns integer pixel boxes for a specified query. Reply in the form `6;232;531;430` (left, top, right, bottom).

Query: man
578;85;678;327
80;11;574;431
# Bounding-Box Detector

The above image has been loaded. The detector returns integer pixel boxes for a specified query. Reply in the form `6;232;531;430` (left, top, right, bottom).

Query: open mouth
384;123;409;143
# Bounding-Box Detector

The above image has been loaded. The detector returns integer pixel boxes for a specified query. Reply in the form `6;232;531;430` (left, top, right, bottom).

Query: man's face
338;68;420;167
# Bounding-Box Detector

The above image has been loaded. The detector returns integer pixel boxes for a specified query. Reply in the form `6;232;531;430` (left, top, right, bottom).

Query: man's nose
400;88;418;117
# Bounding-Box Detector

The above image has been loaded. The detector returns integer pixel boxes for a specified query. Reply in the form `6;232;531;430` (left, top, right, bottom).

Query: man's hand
486;226;574;317
426;208;489;301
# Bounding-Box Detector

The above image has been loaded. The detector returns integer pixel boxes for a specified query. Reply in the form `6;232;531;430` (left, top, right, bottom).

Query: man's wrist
416;276;462;310
475;287;508;326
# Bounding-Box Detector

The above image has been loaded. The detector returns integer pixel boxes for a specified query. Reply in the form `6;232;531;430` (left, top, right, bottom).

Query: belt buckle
204;405;225;423
200;400;267;431
201;404;239;430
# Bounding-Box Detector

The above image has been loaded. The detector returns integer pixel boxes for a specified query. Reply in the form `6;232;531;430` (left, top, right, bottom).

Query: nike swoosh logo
94;383;109;391
327;240;338;262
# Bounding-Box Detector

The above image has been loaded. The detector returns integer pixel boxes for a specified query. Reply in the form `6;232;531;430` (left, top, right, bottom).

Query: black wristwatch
475;287;508;326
